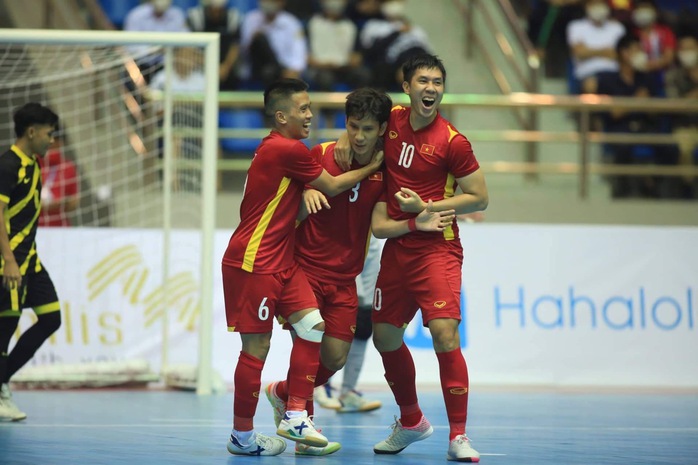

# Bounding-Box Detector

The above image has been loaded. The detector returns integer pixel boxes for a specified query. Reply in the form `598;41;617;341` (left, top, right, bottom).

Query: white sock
284;409;306;419
233;429;254;445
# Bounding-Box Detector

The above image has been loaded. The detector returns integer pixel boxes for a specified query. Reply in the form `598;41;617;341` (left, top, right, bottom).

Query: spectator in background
526;0;585;78
359;0;432;91
239;0;307;87
39;134;79;227
150;47;206;191
124;0;189;81
567;0;625;92
186;0;242;90
346;0;383;29
631;0;676;96
584;34;673;198
666;34;698;198
306;0;371;91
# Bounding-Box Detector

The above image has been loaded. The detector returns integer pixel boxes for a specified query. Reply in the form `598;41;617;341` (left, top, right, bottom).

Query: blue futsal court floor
1;387;697;465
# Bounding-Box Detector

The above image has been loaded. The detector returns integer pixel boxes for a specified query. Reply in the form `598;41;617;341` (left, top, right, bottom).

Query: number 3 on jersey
349;182;361;202
398;142;414;168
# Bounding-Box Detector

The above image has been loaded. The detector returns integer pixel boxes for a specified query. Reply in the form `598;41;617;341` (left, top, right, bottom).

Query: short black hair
345;88;392;125
263;78;309;117
616;33;639;55
401;54;447;85
13;102;59;138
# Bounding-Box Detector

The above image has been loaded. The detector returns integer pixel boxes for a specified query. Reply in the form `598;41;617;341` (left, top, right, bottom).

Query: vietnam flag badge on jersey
369;172;383;181
420;144;436;156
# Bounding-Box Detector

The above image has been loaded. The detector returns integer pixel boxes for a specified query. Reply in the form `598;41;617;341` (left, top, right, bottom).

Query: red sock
287;337;321;412
380;343;422;427
314;363;336;388
233;351;264;431
436;349;469;440
305;363;336;413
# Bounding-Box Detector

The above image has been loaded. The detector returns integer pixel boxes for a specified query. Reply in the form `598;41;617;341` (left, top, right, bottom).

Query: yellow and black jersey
0;144;43;275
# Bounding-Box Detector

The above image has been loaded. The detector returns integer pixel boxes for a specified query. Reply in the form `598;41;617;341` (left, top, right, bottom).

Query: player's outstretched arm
309;150;384;197
0;202;21;290
371;200;456;239
333;132;354;172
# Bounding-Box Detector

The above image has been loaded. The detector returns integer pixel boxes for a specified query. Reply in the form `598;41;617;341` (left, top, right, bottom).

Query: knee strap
291;309;324;343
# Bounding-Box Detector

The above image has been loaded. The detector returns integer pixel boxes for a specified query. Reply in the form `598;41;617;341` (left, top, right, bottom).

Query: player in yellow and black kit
0;103;62;421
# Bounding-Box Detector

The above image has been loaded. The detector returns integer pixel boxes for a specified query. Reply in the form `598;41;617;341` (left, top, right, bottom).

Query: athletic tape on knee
291;309;324;343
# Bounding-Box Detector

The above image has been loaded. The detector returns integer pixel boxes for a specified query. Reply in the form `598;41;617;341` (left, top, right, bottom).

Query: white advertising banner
17;224;697;388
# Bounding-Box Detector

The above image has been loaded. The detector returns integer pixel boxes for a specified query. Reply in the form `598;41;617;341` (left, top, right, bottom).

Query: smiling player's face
403;66;444;122
283;91;313;140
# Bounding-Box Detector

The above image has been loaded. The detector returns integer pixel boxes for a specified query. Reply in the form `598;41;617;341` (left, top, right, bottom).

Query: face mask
587;4;610;22
381;1;406;19
630;51;648;71
152;0;171;13
259;0;281;15
632;8;656;27
323;0;346;15
678;49;698;68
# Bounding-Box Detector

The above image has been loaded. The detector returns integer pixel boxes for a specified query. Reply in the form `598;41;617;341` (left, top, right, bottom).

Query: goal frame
0;29;220;395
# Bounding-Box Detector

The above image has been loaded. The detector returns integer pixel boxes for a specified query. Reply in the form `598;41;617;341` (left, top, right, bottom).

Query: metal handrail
457;0;541;177
195;91;698;199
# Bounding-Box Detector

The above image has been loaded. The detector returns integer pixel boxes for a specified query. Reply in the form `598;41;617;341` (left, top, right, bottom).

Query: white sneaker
338;390;382;413
226;431;287;456
314;384;341;410
447;434;480;462
276;411;328;447
264;381;286;428
0;384;26;422
373;415;433;454
295;440;341;456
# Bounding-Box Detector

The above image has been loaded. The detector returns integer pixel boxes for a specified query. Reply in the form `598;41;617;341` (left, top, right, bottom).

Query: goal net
0;29;219;394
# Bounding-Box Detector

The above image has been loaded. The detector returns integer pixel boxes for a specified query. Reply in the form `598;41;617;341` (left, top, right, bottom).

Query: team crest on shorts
434;300;447;308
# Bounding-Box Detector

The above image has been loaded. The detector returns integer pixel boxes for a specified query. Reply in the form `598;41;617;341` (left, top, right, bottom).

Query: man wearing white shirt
567;0;625;91
124;0;189;81
239;0;307;86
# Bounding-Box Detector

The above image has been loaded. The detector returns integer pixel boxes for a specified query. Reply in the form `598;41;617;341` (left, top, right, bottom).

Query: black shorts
0;267;60;317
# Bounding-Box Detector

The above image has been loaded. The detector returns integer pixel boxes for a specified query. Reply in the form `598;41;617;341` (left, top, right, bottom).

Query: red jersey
294;142;385;283
384;106;479;246
38;150;79;227
222;131;323;274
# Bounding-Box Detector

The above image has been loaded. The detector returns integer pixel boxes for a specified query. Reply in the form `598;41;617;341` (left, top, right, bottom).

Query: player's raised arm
309;150;383;197
371;200;455;239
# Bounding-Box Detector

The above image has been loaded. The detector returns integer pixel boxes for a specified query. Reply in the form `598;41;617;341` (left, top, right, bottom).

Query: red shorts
307;274;358;343
372;239;463;328
223;262;317;333
279;273;358;343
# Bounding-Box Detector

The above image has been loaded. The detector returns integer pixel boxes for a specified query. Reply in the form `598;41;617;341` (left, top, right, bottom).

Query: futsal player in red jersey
263;87;456;456
335;54;489;462
222;78;383;457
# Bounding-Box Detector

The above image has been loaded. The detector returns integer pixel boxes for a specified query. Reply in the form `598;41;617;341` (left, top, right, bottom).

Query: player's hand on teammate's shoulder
395;187;426;213
416;200;455;232
303;189;331;215
369;150;384;170
333;133;353;171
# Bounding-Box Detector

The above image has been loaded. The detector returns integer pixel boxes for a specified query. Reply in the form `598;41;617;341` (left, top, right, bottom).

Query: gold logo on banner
87;244;201;331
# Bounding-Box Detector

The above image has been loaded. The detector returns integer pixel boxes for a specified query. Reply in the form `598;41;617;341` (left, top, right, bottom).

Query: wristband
407;217;417;232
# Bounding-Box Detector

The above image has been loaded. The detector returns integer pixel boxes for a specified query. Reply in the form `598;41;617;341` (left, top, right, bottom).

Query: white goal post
0;29;219;395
